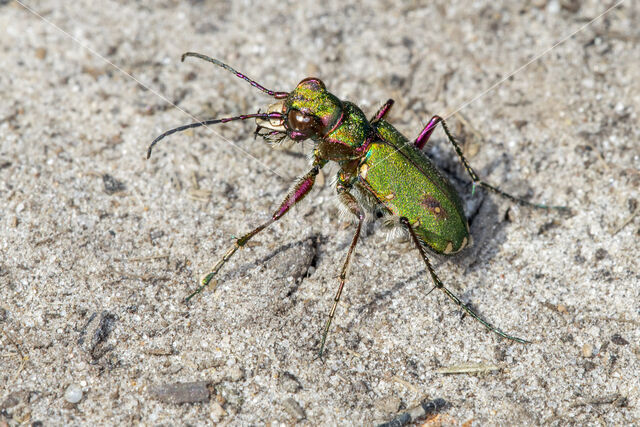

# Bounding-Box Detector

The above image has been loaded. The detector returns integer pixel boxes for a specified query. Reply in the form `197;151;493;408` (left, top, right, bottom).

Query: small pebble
215;383;243;408
64;384;83;404
35;47;47;59
280;372;302;393
375;395;402;414
560;0;580;13
102;174;126;194
269;237;317;280
594;248;608;261
547;0;561;14
505;205;521;223
581;78;594;89
148;381;210;404
227;366;245;382
210;401;227;422
582;343;593;358
611;334;629;346
282;397;306;421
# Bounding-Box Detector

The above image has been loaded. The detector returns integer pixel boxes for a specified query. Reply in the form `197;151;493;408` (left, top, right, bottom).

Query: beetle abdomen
359;121;470;255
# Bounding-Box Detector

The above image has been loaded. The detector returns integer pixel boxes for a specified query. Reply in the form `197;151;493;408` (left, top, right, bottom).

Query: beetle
148;52;566;357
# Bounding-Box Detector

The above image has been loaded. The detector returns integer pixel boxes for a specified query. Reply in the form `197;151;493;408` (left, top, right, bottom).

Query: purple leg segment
273;168;318;220
371;99;395;122
414;115;442;150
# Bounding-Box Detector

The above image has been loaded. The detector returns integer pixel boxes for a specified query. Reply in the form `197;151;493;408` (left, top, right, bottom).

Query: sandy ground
1;0;639;425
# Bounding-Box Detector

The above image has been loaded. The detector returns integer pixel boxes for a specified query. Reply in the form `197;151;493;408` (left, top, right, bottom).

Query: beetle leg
318;183;365;358
414;116;440;150
399;217;530;344
416;116;567;211
186;161;325;302
370;99;395;123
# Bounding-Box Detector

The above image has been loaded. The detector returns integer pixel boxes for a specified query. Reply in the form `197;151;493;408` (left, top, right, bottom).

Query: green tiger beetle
148;52;567;357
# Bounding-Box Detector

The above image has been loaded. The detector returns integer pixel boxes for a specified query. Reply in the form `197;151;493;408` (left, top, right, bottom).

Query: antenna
147;112;284;159
182;52;288;99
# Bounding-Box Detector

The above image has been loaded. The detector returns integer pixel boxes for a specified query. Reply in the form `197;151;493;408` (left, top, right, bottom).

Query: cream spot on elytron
444;241;454;254
359;163;368;179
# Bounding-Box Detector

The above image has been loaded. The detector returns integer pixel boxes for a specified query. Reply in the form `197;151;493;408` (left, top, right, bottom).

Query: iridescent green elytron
363;121;470;254
148;52;567;358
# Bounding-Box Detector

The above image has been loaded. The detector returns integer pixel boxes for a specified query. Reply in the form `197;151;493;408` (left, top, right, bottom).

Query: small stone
494;346;507;362
227;366;244;382
560;0;580;12
102;174;126;194
268;236;317;281
78;311;117;361
279;372;302;393
547;0;561;14
148;381;210;404
215;383;243;408
581;78;594;89
352;380;370;394
582;343;593;358
282;397;305;421
375;395;402;414
64;384;83;404
557;304;568;314
35;47;47;60
210;401;227;422
505;205;521;223
594;248;608;261
611;334;629;346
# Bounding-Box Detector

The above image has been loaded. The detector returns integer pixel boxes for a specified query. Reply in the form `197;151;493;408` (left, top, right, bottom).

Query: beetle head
148;55;348;157
256;78;344;142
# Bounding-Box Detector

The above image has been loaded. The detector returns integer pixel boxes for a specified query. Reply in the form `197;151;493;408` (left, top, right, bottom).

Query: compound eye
288;109;317;134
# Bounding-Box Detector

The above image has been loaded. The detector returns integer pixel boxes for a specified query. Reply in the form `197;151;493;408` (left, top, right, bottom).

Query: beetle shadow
209;236;318;290
424;141;516;272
